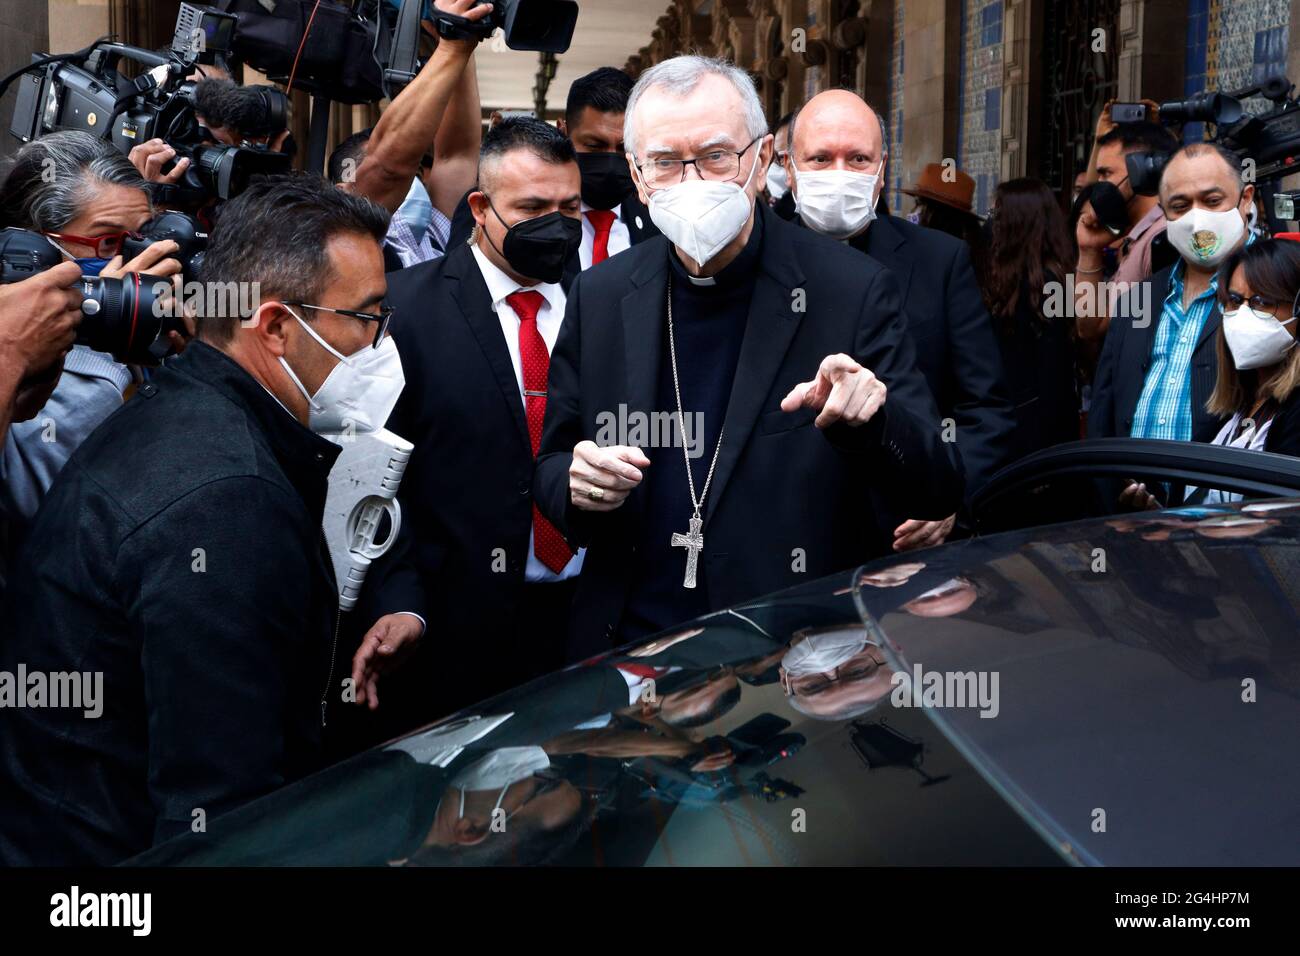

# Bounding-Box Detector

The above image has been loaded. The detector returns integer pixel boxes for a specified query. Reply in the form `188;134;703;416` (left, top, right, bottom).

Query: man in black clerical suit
534;55;964;660
786;90;1015;552
366;118;588;726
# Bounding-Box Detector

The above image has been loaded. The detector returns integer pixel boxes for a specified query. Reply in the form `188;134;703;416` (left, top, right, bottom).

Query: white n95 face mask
782;628;870;677
1222;306;1298;369
279;307;405;435
449;745;551;819
793;161;881;240
644;146;761;267
1165;205;1245;268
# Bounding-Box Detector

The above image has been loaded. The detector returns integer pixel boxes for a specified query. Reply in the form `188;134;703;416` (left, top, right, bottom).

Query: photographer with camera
127;77;290;187
0;173;396;866
0;130;184;565
328;0;490;270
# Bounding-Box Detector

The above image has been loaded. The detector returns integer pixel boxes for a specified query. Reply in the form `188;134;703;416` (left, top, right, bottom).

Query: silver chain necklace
666;274;724;589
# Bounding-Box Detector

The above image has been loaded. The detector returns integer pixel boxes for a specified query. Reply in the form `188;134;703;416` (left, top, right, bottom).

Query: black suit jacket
368;244;557;711
852;214;1015;495
1088;263;1225;443
534;202;964;657
0;343;339;865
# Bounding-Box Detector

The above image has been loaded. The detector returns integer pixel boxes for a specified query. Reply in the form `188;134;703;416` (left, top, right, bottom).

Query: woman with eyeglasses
0;129;184;558
1122;238;1300;508
1205;238;1300;456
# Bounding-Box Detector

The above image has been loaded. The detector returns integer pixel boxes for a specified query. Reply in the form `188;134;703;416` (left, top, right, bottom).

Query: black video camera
431;0;579;52
0;228;185;366
1127;75;1300;196
3;3;290;204
210;0;576;104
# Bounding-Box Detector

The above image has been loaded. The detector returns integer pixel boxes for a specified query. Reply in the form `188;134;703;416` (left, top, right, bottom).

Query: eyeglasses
1224;291;1284;312
41;229;130;258
781;647;887;698
637;135;762;189
283;301;394;349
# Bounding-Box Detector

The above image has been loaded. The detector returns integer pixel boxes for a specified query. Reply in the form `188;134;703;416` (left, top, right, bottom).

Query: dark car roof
130;499;1300;866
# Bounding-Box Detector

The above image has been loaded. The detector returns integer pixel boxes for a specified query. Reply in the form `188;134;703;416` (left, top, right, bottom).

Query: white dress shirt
578;201;632;270
470;243;585;582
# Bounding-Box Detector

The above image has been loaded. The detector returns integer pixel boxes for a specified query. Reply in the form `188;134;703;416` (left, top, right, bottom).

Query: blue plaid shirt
1129;243;1245;441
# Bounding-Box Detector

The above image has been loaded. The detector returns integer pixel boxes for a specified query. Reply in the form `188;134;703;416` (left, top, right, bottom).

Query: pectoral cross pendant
670;513;704;589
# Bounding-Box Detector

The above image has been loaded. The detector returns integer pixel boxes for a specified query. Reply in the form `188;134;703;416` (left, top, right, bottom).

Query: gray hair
623;55;768;161
0;129;150;232
788;91;889;160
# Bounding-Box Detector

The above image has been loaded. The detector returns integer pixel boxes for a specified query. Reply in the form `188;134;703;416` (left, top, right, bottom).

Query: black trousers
508;576;579;687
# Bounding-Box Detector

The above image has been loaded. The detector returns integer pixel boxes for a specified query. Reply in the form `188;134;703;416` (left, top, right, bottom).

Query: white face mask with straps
1165;204;1246;268
1222;305;1298;369
792;157;884;240
278;306;405;435
641;141;762;267
448;746;551;819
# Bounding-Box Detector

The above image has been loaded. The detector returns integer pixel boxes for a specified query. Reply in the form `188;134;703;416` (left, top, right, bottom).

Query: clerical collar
668;200;764;293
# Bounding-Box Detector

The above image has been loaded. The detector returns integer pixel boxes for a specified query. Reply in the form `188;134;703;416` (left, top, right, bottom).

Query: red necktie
506;289;574;574
617;664;669;680
586;209;617;265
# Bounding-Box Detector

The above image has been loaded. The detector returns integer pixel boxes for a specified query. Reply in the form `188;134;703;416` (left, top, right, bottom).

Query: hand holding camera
0;262;84;381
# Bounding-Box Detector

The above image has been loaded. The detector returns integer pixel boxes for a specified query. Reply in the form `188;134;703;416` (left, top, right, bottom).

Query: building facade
622;0;1300;216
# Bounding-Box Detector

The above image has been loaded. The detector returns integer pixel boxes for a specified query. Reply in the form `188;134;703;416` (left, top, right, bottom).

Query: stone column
899;0;961;200
999;0;1044;181
1116;0;1187;104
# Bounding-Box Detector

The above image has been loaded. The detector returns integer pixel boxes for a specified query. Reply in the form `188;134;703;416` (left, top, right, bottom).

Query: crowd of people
1;0;1298;866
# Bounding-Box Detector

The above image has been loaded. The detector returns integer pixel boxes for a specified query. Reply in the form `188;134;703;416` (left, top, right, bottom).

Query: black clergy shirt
620;206;764;641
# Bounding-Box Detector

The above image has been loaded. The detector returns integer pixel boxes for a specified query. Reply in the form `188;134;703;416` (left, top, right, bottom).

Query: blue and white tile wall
887;0;905;214
1184;0;1289;143
957;0;1003;216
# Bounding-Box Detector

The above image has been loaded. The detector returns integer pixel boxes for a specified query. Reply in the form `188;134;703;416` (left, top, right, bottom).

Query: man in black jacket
367;118;587;722
0;174;392;865
534;56;963;660
786;91;1015;551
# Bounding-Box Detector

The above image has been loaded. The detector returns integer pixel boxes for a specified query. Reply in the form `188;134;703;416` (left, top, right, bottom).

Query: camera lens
77;273;184;366
185;144;290;200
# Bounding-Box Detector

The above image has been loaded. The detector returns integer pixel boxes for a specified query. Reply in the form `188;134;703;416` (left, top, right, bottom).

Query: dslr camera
0;227;193;366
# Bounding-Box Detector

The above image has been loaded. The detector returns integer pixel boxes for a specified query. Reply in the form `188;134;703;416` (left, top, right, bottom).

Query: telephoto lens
0;227;184;365
76;272;185;366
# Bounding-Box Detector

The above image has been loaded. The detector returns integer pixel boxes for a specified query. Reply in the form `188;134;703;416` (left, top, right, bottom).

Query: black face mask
576;151;634;211
488;200;582;284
